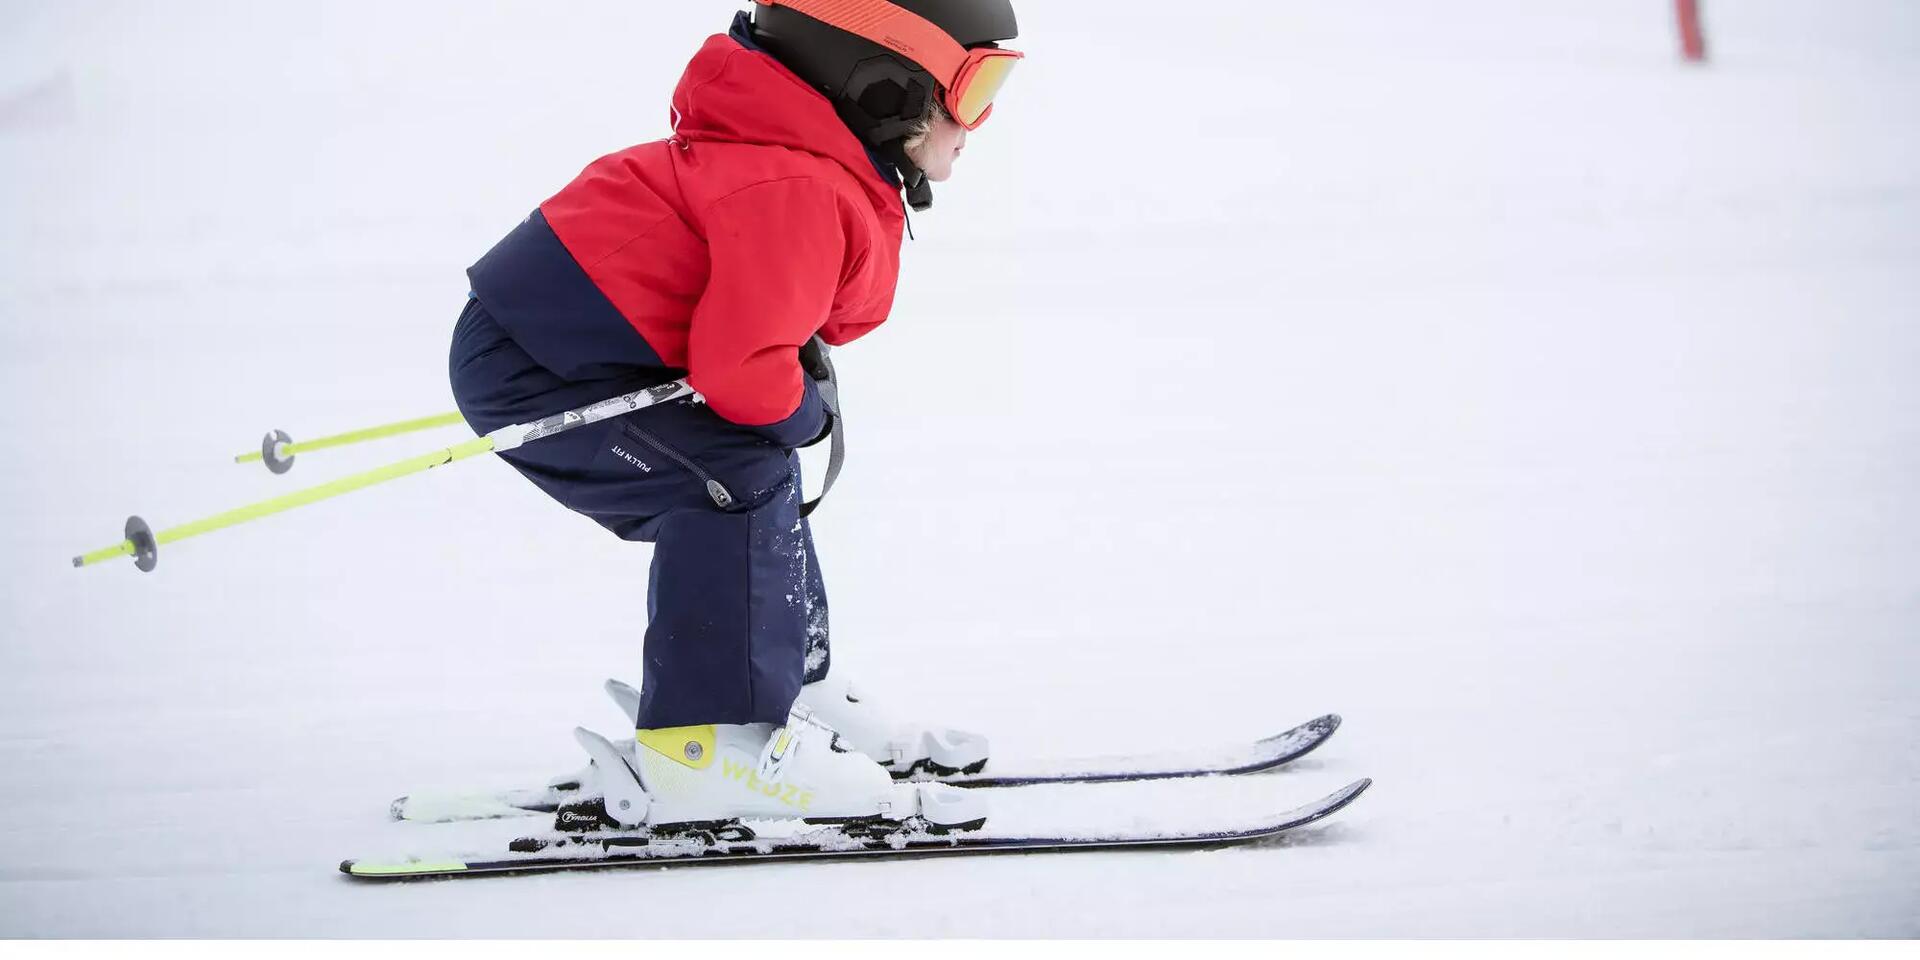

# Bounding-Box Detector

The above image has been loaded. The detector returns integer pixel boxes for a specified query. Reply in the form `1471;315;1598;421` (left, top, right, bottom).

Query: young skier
448;0;1023;828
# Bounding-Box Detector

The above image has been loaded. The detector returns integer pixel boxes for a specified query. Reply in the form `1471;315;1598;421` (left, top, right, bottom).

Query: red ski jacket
468;16;906;447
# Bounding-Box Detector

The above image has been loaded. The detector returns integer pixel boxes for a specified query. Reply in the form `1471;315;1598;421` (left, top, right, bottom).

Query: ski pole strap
798;337;843;518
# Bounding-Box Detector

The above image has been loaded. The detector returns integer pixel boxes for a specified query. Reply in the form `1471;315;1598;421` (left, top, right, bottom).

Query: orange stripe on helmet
756;0;970;91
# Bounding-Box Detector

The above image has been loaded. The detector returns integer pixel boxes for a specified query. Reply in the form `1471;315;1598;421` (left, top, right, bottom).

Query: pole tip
71;556;83;568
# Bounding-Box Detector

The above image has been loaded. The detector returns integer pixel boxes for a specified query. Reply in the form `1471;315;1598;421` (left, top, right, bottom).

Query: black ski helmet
750;0;1020;211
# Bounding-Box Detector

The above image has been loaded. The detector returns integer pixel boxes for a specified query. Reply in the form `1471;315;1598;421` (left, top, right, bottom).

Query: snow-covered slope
2;0;1915;937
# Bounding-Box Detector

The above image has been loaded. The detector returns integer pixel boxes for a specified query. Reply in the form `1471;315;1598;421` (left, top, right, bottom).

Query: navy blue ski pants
448;298;829;728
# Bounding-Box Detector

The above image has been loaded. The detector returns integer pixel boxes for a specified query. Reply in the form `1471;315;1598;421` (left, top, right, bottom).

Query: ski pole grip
484;379;695;454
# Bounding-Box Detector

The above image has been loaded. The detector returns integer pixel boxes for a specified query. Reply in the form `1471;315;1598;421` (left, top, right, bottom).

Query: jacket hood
670;22;904;214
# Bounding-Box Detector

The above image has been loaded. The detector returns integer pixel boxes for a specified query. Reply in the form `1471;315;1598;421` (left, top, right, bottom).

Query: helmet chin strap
879;140;935;212
902;168;934;213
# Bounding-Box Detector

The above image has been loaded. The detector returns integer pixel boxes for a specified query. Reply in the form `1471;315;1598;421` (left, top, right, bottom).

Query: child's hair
902;95;951;154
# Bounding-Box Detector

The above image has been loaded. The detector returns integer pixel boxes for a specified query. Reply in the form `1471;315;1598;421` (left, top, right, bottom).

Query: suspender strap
798;336;844;518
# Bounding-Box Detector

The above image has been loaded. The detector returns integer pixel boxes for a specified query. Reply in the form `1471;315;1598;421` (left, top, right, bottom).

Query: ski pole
73;380;697;573
236;411;466;474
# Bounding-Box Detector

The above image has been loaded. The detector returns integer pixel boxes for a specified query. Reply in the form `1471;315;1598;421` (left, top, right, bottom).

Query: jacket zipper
620;422;735;509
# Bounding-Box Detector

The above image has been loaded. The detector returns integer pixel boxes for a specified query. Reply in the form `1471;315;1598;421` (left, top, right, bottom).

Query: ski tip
1280;776;1372;831
1253;714;1342;755
1273;714;1340;739
1331;777;1372;808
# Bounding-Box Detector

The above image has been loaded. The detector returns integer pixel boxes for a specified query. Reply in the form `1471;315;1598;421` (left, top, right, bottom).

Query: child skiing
447;1;1023;829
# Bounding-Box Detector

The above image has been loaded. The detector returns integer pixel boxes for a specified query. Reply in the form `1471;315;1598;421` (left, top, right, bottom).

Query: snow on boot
797;675;990;779
583;704;986;831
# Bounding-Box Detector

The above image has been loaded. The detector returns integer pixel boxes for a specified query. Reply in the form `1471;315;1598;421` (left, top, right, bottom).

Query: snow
3;0;1917;938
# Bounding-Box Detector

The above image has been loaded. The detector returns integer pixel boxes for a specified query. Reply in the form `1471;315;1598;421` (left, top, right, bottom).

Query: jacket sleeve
687;177;848;448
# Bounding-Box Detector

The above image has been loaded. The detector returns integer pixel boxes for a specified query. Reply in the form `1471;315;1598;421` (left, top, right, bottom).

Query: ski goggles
757;0;1025;130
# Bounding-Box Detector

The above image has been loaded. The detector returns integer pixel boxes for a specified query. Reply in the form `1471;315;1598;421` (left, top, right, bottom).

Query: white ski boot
796;675;991;779
600;676;990;780
571;704;987;832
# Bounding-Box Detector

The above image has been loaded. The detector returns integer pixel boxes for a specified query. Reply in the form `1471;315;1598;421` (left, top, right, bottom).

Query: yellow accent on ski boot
635;725;716;770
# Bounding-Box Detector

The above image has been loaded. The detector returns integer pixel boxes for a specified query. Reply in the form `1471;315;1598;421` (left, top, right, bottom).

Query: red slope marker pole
1676;0;1708;63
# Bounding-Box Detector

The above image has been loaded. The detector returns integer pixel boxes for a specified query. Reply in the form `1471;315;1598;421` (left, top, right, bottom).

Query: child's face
907;112;967;183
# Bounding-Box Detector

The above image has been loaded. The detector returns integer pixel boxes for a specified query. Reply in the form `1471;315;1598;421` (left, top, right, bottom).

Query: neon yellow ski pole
74;380;695;573
236;411;467;474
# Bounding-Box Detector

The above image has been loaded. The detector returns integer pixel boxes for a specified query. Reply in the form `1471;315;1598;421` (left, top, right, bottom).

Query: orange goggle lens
950;51;1022;129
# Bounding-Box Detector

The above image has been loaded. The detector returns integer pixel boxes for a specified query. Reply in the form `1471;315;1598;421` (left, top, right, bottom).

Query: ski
389;713;1343;824
345;777;1369;880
